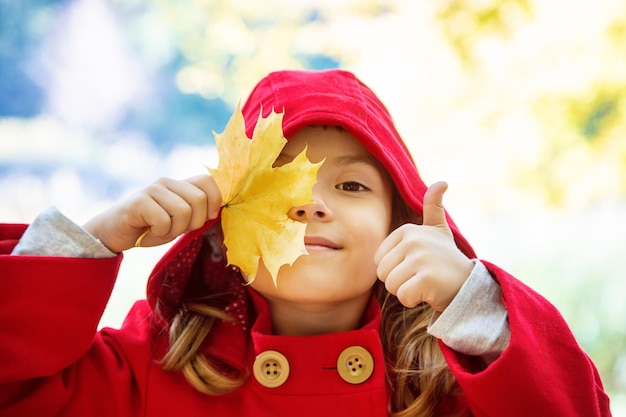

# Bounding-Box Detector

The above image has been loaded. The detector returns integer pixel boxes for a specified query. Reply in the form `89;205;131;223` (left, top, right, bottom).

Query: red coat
0;222;612;416
0;70;612;416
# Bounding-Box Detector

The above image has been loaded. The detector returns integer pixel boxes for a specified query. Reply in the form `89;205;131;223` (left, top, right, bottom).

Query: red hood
146;69;475;329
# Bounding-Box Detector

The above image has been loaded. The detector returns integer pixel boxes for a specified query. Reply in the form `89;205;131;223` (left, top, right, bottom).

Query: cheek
356;202;392;244
346;205;390;272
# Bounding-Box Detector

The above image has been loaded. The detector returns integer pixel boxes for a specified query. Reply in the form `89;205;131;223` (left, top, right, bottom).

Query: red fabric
0;69;612;416
0;243;611;416
440;261;611;416
0;223;27;254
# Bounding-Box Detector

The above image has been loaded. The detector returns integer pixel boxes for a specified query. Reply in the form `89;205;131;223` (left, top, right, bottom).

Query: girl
0;69;611;416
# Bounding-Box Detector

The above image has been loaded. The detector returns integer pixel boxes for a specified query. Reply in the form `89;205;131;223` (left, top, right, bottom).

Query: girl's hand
374;182;474;312
83;175;222;253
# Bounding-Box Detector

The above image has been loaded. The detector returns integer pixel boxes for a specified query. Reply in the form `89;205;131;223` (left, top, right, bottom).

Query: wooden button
253;350;290;388
337;346;374;384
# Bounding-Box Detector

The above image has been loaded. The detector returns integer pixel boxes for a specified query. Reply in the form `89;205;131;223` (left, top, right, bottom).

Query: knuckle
384;278;397;294
376;264;387;281
193;189;209;207
149;178;170;192
174;202;192;218
143;183;160;194
396;286;418;308
154;177;171;185
188;217;207;231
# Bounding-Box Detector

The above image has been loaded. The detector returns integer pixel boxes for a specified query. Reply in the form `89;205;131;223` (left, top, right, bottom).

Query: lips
304;236;342;251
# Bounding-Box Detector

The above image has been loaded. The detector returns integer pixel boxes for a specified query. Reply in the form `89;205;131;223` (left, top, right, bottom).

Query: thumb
423;181;451;232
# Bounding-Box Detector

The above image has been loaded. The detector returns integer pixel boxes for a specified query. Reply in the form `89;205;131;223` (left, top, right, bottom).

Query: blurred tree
436;0;533;64
436;0;626;206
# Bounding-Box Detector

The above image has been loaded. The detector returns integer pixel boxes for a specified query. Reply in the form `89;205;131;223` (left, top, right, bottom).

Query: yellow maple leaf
208;105;322;285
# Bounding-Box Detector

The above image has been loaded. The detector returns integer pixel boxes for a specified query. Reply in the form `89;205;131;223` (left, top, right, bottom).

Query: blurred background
1;0;625;412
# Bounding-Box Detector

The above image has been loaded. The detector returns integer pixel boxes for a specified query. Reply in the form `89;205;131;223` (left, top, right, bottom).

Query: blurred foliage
1;0;625;410
437;0;626;207
105;0;389;151
3;0;626;204
530;87;626;205
437;0;533;63
112;0;391;96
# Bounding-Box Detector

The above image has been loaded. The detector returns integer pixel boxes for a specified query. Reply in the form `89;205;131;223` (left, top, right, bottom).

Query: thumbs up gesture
374;182;474;311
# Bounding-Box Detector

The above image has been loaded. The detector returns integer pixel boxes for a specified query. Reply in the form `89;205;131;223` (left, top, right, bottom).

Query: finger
375;241;406;284
422;181;451;232
186;174;223;220
159;178;212;232
380;254;421;296
395;277;426;308
140;179;201;236
173;179;209;231
127;197;174;246
141;189;188;237
374;224;407;265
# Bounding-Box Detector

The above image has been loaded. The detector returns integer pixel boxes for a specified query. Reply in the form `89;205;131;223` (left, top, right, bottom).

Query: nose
287;190;331;222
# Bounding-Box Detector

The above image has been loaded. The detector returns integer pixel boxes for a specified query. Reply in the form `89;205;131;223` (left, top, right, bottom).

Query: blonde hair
160;185;460;416
160;301;247;394
378;285;458;416
380;188;460;417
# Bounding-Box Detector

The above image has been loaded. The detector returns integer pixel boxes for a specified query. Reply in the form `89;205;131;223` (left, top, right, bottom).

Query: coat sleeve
0;223;157;416
441;260;612;417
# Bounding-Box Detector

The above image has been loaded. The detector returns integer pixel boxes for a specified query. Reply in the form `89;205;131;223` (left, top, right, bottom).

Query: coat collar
200;285;383;380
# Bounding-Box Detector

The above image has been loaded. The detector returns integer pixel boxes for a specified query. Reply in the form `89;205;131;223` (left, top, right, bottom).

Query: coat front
0;222;611;416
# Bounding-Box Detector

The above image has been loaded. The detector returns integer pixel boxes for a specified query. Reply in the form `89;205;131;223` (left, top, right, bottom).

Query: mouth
304;236;342;252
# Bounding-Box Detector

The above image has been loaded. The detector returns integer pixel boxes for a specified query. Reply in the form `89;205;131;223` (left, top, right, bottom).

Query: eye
336;181;367;192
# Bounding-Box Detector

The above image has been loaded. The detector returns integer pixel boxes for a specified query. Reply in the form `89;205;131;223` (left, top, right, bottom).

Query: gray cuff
427;260;510;362
11;206;116;258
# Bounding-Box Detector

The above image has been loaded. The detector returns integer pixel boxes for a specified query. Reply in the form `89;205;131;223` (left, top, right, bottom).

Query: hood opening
146;69;475;330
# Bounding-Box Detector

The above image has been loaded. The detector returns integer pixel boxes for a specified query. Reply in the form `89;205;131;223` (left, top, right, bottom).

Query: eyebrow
275;152;380;169
332;154;381;168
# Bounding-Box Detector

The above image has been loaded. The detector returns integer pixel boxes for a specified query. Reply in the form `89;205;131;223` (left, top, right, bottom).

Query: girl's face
249;126;393;306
